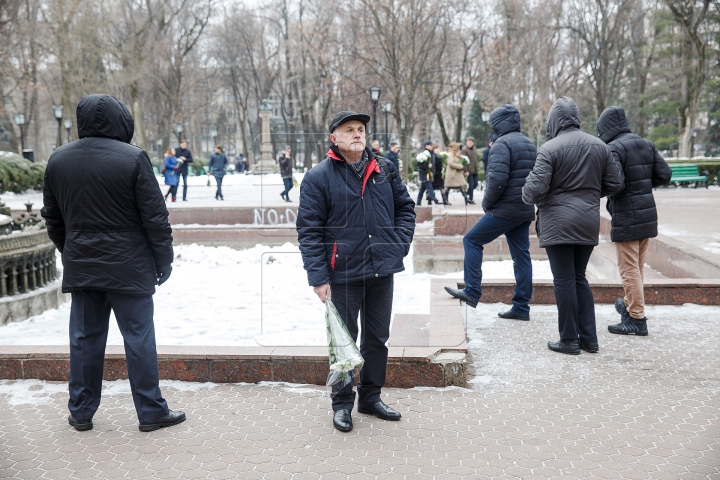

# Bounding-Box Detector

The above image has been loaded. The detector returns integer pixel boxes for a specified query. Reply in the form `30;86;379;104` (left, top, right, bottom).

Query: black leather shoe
444;287;478;308
357;401;402;421
498;309;530;321
580;341;599;353
547;340;581;355
139;410;186;432
333;409;353;432
68;415;93;431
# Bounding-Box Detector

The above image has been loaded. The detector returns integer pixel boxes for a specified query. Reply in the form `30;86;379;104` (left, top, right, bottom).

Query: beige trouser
615;239;650;319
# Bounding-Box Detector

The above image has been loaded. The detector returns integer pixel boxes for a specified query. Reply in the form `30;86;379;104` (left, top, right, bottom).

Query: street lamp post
174;123;184;144
369;86;381;141
382;102;392;151
156;139;163;158
13;113;25;153
53;105;63;147
210;128;218;148
64;118;72;144
481;111;491;144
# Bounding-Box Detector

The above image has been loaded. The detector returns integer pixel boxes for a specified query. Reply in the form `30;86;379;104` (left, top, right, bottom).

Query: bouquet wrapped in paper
325;299;364;391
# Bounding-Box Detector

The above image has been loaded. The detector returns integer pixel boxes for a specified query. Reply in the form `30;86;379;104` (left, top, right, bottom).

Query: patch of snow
0;243;552;347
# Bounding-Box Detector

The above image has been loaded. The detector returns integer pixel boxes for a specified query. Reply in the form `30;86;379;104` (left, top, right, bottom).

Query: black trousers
467;174;479;200
417;181;437;205
214;175;224;199
180;173;188;199
68;289;168;423
330;274;393;410
545;245;597;344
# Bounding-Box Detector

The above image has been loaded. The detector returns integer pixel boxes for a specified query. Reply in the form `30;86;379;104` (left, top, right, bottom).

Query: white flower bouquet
325;299;364;389
460;155;470;167
415;150;432;165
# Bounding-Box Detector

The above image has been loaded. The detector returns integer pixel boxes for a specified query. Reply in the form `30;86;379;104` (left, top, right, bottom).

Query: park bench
668;164;709;188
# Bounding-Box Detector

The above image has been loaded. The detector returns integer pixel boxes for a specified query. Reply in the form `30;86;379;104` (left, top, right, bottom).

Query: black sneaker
547;340;580;355
498;309;530;321
444;287;478;308
615;297;630;321
608;317;648;336
139;410;186;432
68;415;93;431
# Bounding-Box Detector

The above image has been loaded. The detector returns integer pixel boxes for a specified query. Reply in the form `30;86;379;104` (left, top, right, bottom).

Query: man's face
425;145;433;151
371;140;380;151
466;140;474;148
391;145;399;153
180;142;187;149
330;121;366;153
285;148;291;157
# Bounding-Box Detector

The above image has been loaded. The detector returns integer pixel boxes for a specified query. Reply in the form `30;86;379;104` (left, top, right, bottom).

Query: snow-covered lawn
0;243;553;346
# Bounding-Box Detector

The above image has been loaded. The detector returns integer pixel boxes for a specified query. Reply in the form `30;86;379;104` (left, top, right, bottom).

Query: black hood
596;106;631;143
546;96;580;141
76;94;134;143
490;104;522;136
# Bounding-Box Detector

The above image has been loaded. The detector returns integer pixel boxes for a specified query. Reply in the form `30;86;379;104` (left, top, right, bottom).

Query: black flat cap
329;111;371;133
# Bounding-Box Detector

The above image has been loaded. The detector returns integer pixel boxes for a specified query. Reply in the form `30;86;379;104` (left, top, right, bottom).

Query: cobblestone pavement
2;302;719;479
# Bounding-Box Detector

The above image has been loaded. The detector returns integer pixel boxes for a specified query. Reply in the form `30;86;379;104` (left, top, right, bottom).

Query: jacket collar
327;146;381;196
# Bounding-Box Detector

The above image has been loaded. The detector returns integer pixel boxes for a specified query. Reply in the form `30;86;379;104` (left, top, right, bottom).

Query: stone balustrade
0;229;57;298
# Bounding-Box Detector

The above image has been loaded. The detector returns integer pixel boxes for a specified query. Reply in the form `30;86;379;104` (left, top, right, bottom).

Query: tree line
0;0;718;166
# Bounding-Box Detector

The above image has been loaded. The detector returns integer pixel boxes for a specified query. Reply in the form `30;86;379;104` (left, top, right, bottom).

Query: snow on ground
0;243;552;347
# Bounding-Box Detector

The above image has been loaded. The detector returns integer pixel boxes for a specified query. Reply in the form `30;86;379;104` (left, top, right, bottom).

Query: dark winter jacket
174;145;193;175
385;150;400;171
416;148;437;183
460;145;479;175
482;104;537;222
278;154;293;178
432;152;445;189
596;106;672;242
522;97;623;248
208;152;228;177
42;94;173;296
481;147;489;173
297;146;416;287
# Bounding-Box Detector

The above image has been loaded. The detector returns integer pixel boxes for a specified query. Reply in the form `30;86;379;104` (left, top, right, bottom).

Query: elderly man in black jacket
523;97;623;355
42;94;184;432
597;106;671;336
445;105;536;320
297;111;415;433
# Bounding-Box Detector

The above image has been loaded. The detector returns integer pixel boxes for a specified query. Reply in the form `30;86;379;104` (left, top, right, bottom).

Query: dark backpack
377;157;398;184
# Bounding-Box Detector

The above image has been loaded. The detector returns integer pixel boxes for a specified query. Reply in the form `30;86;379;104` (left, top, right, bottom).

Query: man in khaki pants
596;106;671;336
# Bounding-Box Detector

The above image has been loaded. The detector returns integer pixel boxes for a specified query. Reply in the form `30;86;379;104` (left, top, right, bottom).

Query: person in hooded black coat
596;106;671;336
42;94;185;432
444;104;536;321
523;97;623;355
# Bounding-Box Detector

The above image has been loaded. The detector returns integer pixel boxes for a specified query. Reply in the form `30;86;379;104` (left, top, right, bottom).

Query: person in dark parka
297;111;415;433
208;145;228;200
415;141;440;205
523;97;623;355
174;139;193;201
42;94;185;432
596;106;671;336
445;104;536;321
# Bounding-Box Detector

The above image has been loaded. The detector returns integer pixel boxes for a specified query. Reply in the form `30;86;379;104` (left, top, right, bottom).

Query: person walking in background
371;139;382;156
596;106;672;337
41;94;184;432
416;141;439;205
175;139;193;201
523;97;623;355
297;111;415;433
461;136;479;203
208;145;228;201
236;152;245;173
431;144;449;205
443;142;470;205
385;142;401;172
445;105;536;321
482;134;497;176
163;148;180;202
279;145;294;202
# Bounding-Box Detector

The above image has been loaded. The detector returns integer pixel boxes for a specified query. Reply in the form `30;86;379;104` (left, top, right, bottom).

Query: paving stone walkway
1;302;719;479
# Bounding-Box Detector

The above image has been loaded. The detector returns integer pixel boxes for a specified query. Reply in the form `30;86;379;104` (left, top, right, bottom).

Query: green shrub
0;152;45;193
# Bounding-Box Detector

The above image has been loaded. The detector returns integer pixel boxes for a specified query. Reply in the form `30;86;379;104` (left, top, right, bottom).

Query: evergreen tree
466;99;491;144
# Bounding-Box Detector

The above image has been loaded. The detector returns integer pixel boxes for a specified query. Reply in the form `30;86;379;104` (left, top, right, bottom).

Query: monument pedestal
254;109;279;173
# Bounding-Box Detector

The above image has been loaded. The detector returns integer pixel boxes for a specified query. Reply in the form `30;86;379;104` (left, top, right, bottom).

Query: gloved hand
157;265;172;286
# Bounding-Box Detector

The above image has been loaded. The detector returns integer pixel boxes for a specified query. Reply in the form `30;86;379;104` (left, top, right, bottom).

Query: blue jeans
282;177;293;198
467;174;479;200
463;213;532;315
68;290;168;422
179;173;188;200
214;175;224;199
417;181;437;205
